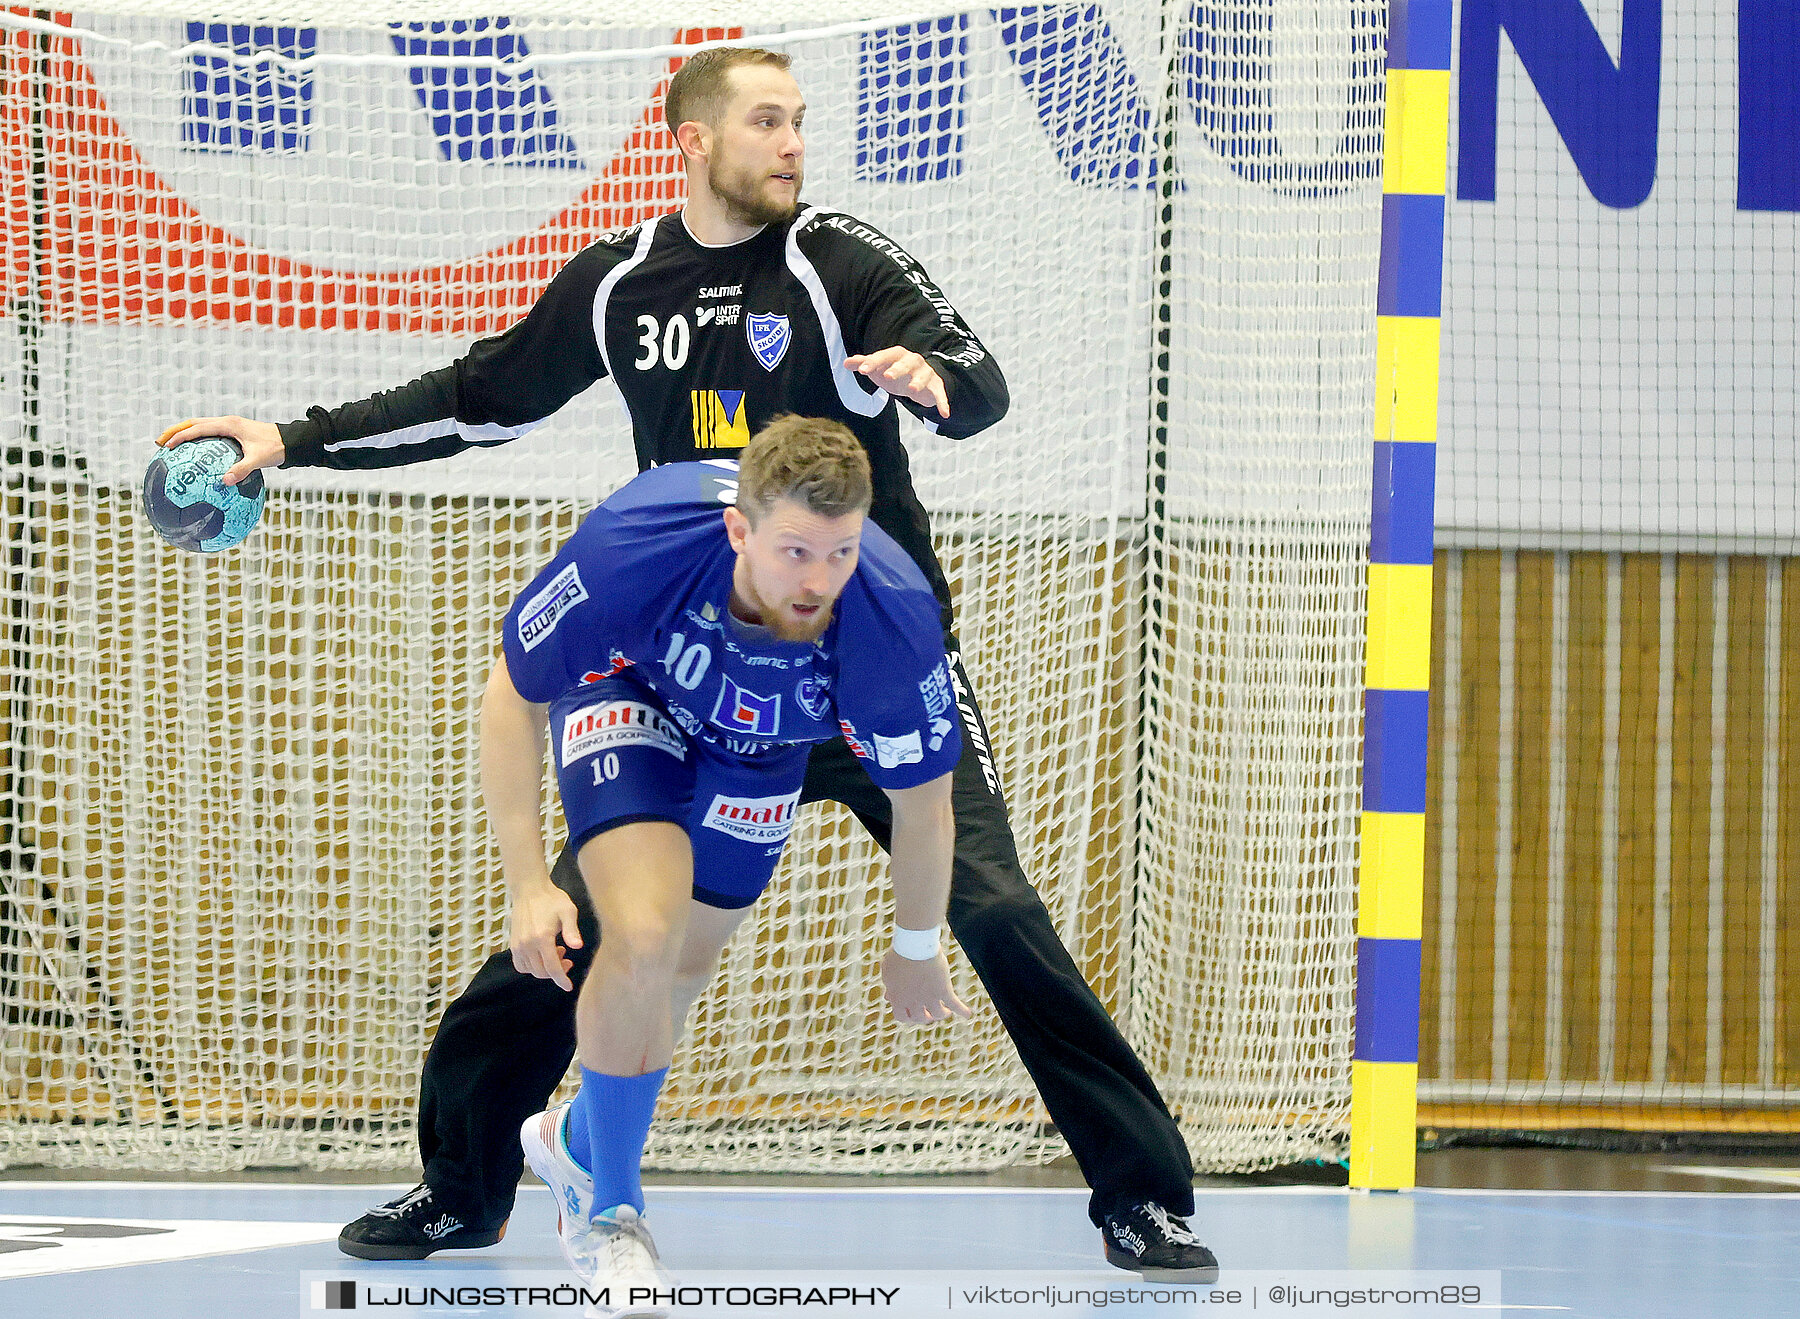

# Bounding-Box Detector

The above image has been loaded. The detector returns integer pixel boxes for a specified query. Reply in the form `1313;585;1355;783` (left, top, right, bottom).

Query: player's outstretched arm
157;415;284;486
481;656;582;992
879;772;972;1025
844;347;951;419
155;241;622;479
805;215;1009;437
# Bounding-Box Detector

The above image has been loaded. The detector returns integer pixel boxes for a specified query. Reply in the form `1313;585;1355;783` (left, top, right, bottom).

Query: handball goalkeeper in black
160;45;1215;1281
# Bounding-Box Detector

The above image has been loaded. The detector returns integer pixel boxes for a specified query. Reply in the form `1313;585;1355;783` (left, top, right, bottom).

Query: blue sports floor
2;1175;1796;1318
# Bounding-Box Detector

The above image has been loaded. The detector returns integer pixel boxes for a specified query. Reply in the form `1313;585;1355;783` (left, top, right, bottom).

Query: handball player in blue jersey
483;415;969;1308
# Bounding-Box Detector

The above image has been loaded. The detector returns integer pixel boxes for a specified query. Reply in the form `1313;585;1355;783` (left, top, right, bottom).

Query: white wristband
890;924;942;961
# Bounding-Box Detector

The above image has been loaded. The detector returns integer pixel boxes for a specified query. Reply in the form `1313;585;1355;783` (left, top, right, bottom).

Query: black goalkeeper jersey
276;204;1010;619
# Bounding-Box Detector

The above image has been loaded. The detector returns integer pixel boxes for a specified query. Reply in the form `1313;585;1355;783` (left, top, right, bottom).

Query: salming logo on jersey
691;389;750;449
812;213;987;369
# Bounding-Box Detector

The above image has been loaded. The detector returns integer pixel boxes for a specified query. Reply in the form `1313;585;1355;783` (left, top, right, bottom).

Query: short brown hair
664;47;793;140
737;416;871;524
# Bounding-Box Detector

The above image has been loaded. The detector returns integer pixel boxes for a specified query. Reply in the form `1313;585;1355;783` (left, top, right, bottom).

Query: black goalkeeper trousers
416;652;1194;1229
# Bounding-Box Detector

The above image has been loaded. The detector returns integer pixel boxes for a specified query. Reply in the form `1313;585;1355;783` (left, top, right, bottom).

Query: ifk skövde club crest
747;313;791;371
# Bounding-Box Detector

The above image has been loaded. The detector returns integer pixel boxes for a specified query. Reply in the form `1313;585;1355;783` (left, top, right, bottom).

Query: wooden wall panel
1612;555;1664;1088
1509;550;1555;1082
1420;549;1450;1079
1452;550;1500;1080
1780;561;1800;1089
1561;552;1611;1086
1720;557;1766;1087
1425;550;1800;1129
1665;555;1714;1088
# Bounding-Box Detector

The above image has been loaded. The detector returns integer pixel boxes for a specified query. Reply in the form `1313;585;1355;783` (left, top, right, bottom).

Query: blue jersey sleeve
501;466;735;704
501;514;629;704
834;532;963;790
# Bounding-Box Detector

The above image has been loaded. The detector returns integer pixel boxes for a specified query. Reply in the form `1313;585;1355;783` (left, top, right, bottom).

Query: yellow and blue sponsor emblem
691;389;750;449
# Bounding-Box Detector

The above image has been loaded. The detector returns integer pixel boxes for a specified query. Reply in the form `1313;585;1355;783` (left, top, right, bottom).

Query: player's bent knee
594;915;683;977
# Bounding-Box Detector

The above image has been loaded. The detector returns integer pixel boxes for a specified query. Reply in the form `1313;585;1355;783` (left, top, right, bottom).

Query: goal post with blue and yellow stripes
1352;0;1452;1190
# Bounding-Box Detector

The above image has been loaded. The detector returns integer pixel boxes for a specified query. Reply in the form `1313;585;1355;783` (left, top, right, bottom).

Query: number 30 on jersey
636;314;690;370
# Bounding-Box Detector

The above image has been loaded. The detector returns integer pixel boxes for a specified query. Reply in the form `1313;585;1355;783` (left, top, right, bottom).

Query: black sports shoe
338;1182;507;1260
1102;1201;1220;1282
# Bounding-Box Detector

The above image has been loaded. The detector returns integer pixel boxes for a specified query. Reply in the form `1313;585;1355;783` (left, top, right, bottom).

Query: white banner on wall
1441;0;1800;550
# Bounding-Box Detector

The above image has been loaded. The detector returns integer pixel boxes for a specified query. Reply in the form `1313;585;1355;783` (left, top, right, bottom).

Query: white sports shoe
583;1204;673;1319
519;1103;601;1281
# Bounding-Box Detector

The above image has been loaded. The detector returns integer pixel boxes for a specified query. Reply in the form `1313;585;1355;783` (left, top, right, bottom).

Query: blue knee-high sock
565;1066;667;1216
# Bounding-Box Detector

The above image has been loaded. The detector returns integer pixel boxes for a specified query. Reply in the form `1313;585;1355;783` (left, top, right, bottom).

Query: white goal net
0;2;1377;1173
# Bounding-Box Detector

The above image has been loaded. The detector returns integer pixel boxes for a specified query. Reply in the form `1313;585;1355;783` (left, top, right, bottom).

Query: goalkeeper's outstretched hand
158;415;285;486
845;346;950;418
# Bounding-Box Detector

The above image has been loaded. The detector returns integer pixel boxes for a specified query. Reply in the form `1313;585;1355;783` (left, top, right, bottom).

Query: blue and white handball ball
142;438;266;552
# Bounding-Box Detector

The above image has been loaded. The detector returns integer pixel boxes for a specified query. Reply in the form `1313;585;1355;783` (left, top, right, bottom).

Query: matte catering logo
516;562;587;651
560;700;686;763
702;791;801;844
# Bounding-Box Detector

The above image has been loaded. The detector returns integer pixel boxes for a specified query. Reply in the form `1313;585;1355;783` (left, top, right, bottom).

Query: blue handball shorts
547;672;812;910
